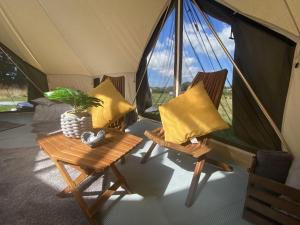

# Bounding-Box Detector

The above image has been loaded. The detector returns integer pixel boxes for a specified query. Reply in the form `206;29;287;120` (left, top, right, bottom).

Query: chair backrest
190;69;228;108
101;75;125;97
100;75;126;131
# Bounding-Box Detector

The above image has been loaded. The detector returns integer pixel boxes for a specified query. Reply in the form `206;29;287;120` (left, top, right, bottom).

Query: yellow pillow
159;81;229;144
89;79;135;128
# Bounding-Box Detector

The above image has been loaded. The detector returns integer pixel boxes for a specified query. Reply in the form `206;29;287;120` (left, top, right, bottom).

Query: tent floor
0;112;251;225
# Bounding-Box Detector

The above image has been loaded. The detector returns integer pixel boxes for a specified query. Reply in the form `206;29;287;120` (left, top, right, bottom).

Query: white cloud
148;48;174;76
184;23;234;59
148;23;235;81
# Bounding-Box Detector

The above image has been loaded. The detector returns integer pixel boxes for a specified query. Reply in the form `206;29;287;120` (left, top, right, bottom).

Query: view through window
0;51;28;112
144;1;258;150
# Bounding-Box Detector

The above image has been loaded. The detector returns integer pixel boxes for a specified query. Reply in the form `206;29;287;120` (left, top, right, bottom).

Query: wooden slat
207;139;255;171
144;129;211;158
54;135;125;160
41;138;109;169
37;130;142;170
245;198;300;225
248;187;300;217
249;174;300;202
48;131;141;150
243;209;275;225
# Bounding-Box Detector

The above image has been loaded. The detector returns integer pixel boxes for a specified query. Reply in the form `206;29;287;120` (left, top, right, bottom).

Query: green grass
0;85;27;112
151;92;173;106
0;105;17;112
0;96;27;101
219;94;232;124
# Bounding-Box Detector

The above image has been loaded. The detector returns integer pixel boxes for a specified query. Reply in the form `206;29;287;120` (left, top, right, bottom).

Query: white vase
60;110;92;138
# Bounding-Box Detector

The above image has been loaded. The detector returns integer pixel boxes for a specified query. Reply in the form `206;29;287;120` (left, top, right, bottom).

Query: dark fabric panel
0;43;48;100
231;20;295;151
136;0;175;114
194;0;295;151
24;65;48;100
136;58;153;114
93;78;100;88
255;150;293;183
195;0;233;25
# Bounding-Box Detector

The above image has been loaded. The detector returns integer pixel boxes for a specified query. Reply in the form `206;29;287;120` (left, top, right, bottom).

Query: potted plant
44;87;102;138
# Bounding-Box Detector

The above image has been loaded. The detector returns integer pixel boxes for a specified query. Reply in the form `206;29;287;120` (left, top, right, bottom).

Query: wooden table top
37;129;142;170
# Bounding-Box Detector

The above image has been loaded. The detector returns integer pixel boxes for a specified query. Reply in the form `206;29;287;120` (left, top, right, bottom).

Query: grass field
0;85;27;112
150;90;233;124
0;105;17;111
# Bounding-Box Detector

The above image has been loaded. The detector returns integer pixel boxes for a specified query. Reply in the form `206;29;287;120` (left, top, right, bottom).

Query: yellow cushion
89;79;135;128
159;81;229;144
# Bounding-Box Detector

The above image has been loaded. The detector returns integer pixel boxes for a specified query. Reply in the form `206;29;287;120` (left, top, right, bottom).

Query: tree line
0;51;27;87
152;81;232;94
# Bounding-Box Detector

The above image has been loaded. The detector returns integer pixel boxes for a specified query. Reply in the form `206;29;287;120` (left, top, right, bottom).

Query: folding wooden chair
140;69;233;207
101;75;127;132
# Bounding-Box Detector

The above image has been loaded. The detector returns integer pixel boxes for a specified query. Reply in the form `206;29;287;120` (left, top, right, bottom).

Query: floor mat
0;121;24;132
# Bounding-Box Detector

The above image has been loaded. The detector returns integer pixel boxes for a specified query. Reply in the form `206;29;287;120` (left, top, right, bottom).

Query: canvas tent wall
213;0;300;158
0;0;299;158
0;0;170;102
187;0;295;154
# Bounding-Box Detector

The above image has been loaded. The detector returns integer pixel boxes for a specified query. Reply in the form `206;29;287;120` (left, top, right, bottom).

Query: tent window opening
141;0;280;153
145;9;176;120
0;50;28;112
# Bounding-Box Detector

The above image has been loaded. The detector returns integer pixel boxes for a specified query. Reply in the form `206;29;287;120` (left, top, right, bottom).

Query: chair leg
185;158;205;207
140;142;157;164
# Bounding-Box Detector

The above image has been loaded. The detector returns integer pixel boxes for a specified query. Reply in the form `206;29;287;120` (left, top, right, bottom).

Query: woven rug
0;121;24;132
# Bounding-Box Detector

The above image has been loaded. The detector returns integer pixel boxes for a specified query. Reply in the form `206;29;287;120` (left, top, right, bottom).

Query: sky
147;0;235;89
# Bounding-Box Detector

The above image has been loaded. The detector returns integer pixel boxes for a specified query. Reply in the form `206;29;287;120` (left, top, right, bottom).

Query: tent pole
193;1;291;153
174;0;183;97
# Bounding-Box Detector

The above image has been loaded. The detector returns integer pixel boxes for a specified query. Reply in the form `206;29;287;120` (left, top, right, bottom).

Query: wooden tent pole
174;0;183;97
193;1;290;153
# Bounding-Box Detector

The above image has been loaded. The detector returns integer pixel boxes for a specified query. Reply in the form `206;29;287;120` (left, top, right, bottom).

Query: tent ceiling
1;0;299;76
218;0;300;39
0;0;169;76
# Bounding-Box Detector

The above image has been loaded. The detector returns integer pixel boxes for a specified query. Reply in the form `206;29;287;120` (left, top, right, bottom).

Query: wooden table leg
110;164;132;194
57;172;89;198
54;160;99;225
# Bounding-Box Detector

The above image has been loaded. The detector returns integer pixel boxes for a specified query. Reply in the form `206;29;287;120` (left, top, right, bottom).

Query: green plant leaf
44;87;103;113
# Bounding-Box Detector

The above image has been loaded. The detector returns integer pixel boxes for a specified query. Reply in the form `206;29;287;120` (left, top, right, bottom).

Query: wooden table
37;129;142;225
